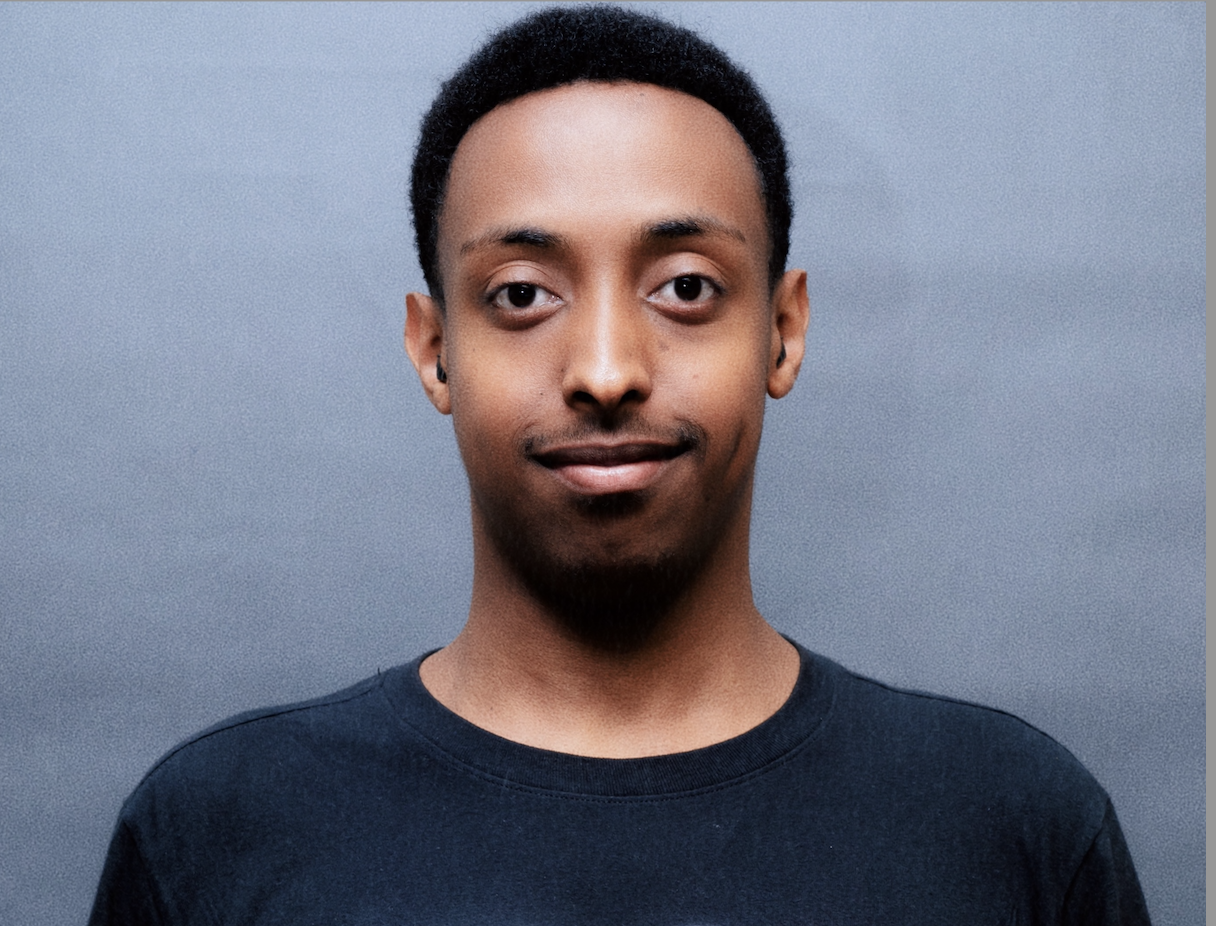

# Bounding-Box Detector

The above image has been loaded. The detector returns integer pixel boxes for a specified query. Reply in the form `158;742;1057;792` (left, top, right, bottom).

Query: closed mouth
529;437;695;496
533;441;688;469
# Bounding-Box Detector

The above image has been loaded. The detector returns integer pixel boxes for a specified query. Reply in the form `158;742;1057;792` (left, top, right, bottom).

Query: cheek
666;342;769;451
673;315;770;399
447;346;546;460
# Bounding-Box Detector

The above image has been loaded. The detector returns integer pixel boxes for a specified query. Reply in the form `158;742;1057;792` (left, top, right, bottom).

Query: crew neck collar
381;641;838;798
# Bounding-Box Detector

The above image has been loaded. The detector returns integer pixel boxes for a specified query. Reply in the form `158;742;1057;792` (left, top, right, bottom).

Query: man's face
408;81;805;637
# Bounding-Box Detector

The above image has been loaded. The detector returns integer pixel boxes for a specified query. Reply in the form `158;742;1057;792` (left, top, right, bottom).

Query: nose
561;284;652;419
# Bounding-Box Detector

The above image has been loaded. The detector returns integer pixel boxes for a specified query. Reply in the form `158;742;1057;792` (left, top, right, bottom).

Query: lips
533;440;688;495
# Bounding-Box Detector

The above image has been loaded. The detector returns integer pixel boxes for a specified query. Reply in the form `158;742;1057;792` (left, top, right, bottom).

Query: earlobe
405;291;452;415
767;269;809;400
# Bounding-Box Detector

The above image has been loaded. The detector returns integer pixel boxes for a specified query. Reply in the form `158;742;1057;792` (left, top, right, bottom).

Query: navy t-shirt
89;643;1150;924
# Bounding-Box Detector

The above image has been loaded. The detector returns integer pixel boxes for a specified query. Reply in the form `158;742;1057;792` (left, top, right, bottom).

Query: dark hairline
429;82;777;310
437;90;769;306
410;6;793;306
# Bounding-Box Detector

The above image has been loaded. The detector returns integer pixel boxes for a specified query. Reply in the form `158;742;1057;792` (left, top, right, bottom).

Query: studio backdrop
0;3;1204;924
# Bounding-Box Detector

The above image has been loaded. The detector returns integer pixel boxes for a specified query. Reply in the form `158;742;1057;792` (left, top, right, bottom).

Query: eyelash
652;274;722;304
488;282;559;311
485;273;723;312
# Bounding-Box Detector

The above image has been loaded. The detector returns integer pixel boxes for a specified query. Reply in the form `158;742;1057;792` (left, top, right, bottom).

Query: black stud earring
436;357;447;383
776;343;787;368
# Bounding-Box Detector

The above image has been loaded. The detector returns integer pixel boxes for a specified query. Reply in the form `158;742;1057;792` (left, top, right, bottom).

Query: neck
419;498;800;758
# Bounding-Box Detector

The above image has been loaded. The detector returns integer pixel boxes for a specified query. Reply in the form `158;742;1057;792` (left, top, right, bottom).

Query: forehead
438;82;767;258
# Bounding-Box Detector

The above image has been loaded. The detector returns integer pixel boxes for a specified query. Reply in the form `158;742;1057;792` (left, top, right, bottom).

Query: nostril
569;386;645;409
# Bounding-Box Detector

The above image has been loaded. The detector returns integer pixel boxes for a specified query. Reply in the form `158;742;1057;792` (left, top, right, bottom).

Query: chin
489;511;713;653
520;553;703;654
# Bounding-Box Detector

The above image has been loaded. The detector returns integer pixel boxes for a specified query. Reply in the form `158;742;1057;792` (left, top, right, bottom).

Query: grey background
0;2;1203;923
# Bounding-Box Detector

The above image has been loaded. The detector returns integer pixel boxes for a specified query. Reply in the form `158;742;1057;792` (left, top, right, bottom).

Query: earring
436;356;447;383
776;343;787;368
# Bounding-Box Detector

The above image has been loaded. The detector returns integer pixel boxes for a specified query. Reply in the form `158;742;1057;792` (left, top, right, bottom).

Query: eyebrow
642;216;748;245
457;215;747;256
459;227;565;255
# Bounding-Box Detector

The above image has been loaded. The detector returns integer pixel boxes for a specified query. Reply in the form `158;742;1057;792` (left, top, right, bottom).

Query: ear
405;291;451;415
766;269;810;399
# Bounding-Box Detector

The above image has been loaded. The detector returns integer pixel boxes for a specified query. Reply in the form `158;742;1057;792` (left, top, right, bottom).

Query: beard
472;418;743;654
489;508;716;654
500;524;708;654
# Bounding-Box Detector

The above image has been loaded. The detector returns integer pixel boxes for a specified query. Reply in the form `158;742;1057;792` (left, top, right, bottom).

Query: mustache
521;418;706;458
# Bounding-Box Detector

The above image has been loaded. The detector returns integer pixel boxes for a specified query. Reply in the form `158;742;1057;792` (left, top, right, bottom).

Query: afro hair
409;4;792;300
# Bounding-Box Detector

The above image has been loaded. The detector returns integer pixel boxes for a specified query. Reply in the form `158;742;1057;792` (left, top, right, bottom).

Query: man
90;6;1150;923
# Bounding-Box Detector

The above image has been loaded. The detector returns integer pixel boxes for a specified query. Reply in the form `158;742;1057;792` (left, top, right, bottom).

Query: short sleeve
1060;799;1152;925
88;818;167;926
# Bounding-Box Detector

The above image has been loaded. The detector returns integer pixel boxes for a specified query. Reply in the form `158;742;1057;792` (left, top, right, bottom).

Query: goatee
485;487;722;654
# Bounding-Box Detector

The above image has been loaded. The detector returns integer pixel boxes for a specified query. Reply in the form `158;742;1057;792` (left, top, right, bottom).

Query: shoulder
807;650;1111;832
98;660;444;920
120;665;418;826
154;671;385;766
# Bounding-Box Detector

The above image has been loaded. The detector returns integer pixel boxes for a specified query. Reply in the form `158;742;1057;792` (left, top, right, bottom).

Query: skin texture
405;82;809;758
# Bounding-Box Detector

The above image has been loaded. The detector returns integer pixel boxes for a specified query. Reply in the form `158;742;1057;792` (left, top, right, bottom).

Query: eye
672;275;704;301
490;282;559;311
651;274;720;310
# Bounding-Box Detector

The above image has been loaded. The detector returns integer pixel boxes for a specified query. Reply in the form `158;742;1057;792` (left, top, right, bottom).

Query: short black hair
410;4;792;302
